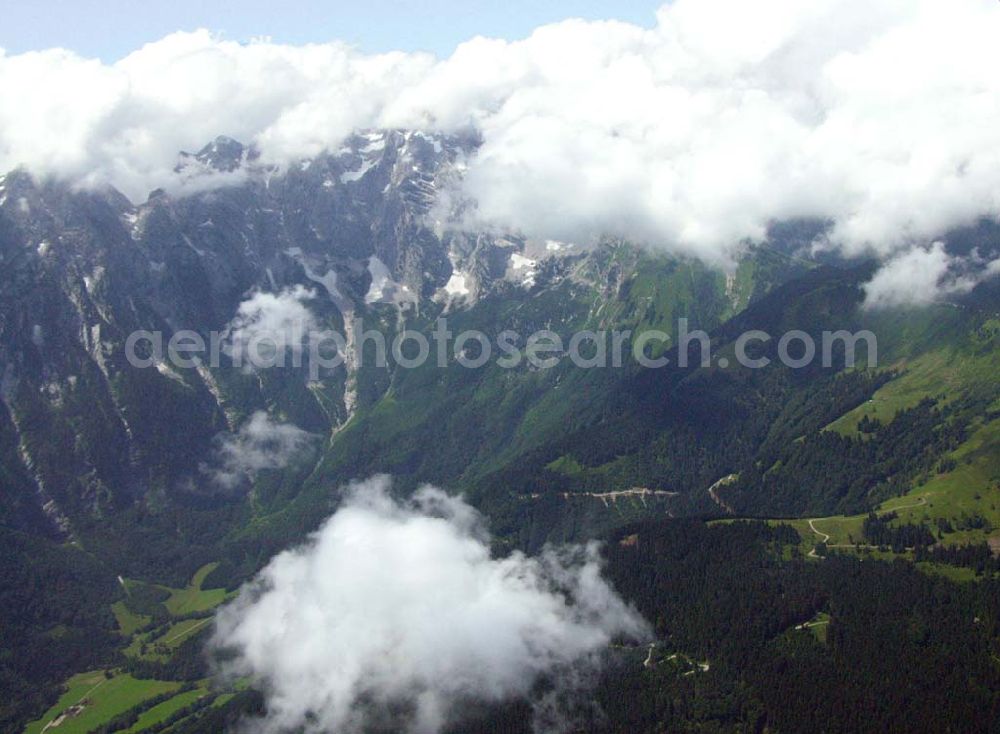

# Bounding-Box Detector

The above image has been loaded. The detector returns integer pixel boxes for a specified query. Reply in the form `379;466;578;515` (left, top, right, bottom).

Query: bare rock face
0;130;553;532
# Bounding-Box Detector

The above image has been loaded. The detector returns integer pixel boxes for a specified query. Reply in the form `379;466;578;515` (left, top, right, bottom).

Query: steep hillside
3;135;1000;732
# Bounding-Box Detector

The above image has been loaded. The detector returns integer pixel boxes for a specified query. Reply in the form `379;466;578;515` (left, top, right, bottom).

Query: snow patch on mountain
340;159;376;184
364;256;417;307
444;270;471;298
509;252;538;288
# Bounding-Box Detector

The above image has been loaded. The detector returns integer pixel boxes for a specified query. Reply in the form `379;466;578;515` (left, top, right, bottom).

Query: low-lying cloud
224;286;317;367
211;476;649;733
864;241;1000;308
2;0;1000;268
203;411;317;489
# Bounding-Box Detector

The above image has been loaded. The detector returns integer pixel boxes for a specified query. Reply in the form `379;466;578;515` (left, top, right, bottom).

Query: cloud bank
203;411;317;489
212;476;649;733
2;0;1000;285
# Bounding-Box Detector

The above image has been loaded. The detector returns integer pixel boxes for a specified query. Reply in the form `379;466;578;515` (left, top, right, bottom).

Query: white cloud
204;411;317;489
212;476;649;733
2;1;1000;266
225;286;317;367
0;32;433;198
863;241;1000;308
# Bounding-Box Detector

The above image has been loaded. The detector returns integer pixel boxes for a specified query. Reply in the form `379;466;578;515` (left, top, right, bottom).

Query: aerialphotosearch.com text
125;318;877;381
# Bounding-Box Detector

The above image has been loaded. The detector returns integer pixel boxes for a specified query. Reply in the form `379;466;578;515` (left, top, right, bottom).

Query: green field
163;562;229;616
112;601;150;636
826;353;961;436
161;617;214;647
29;560;239;734
126;616;216;660
25;672;180;734
878;414;1000;546
792;514;866;550
123;687;209;733
916;562;980;583
119;563;229;664
826;320;1000;438
773;470;999;560
809;329;1000;562
698;341;1000;576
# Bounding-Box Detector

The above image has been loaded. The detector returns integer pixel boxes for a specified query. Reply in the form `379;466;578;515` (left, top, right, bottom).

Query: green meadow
31;562;236;734
163;562;230;617
25;672;180;734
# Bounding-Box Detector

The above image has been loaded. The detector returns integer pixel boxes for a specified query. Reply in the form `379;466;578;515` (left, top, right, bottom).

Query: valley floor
26;564;240;734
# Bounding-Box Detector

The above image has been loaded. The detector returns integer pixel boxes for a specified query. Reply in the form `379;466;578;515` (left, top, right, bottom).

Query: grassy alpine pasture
122;687;209;733
768;447;1000;559
749;411;1000;564
826;315;1000;437
125;616;215;660
878;413;1000;544
826;352;970;437
163;562;229;616
24;672;180;734
30;562;236;733
803;319;1000;566
111;601;150;637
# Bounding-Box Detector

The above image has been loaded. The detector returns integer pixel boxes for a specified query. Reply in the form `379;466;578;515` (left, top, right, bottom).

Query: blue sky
0;0;662;60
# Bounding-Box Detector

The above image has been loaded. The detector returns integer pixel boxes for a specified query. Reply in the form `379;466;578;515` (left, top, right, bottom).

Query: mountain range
3;131;1000;733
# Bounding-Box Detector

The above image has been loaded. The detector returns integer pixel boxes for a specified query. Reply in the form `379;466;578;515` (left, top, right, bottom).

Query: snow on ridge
285;247;345;303
509;252;538;288
444;271;471;297
360;132;386;155
341;160;376;183
364;256;417;306
510;253;536;270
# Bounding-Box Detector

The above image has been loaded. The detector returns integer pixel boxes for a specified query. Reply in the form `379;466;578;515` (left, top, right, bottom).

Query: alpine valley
3;130;1000;733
